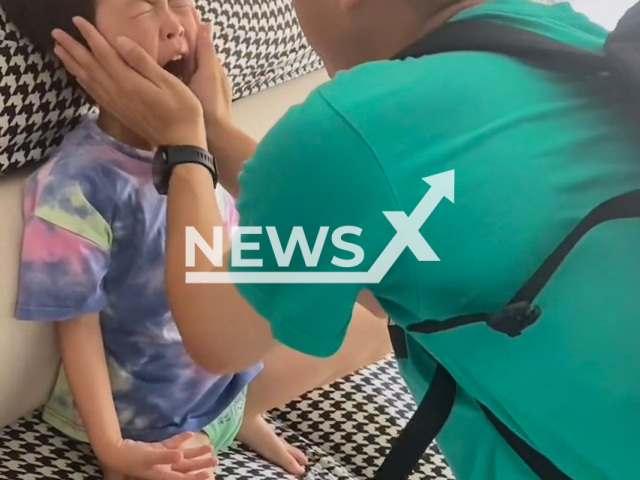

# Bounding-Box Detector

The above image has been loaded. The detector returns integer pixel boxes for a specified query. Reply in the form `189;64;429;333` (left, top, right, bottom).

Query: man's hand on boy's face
52;17;208;150
187;9;233;129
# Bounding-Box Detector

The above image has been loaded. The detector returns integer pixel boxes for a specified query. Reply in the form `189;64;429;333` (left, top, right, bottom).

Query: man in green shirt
230;2;640;477
52;0;640;478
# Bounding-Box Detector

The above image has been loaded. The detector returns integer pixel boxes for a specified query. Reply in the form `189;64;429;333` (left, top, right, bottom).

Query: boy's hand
188;9;233;129
100;431;218;480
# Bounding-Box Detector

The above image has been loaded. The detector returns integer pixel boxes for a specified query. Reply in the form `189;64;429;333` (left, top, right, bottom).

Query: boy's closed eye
130;0;190;18
129;0;155;18
168;0;191;9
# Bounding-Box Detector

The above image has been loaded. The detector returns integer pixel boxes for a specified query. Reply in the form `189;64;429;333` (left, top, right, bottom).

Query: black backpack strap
479;405;571;480
385;326;572;480
408;301;540;338
410;190;640;336
383;191;640;480
510;189;640;304
375;12;640;480
373;357;456;480
388;322;409;359
392;17;606;75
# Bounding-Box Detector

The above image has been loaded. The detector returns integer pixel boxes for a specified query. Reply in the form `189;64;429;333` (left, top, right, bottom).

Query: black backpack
373;3;640;480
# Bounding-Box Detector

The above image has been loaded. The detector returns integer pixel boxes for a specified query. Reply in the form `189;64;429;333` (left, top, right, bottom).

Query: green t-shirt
232;1;640;478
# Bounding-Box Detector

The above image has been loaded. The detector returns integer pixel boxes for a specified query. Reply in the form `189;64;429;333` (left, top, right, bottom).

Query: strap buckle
486;301;541;338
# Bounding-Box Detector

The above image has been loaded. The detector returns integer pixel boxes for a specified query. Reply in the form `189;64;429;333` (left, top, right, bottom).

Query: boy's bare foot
237;415;308;476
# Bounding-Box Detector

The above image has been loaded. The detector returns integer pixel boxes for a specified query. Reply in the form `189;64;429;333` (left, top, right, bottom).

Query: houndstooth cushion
0;0;323;174
0;357;455;480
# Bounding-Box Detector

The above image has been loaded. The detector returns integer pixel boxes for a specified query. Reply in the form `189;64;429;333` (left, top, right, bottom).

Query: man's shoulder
315;0;610;118
243;56;499;187
318;49;543;109
308;56;513;153
265;53;506;148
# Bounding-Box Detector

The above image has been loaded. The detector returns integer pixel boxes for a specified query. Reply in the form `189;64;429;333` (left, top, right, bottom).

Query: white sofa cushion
0;69;329;429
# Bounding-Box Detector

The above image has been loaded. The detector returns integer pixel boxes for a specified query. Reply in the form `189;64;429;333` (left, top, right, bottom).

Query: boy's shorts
43;386;247;454
201;387;247;453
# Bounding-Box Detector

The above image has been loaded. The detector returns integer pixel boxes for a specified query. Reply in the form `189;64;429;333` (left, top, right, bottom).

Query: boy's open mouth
162;55;188;83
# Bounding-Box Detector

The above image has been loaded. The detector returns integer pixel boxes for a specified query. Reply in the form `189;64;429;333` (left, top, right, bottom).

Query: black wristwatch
152;145;219;195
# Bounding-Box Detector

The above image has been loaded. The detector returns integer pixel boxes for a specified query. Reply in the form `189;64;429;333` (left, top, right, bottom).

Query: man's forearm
206;121;257;198
165;163;275;373
166;164;227;277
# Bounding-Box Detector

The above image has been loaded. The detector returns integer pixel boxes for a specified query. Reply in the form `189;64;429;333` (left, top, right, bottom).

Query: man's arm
206;121;257;199
165;163;276;375
164;92;396;374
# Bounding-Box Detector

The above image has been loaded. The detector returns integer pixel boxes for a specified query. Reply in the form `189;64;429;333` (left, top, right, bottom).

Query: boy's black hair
0;0;97;102
0;0;96;54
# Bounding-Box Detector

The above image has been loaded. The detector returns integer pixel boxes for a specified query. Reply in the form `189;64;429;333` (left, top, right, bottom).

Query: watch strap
154;145;219;194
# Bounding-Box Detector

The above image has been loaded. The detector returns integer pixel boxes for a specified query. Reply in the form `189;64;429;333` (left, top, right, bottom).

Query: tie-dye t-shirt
15;115;261;443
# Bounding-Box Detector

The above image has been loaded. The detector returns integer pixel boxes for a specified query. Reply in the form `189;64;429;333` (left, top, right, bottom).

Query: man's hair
0;0;96;54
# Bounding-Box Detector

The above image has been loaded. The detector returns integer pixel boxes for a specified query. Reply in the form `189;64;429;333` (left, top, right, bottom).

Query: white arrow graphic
186;170;454;284
366;170;454;283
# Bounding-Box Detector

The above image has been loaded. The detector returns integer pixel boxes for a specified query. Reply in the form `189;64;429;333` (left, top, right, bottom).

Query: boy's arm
56;313;123;462
15;175;213;477
57;314;217;478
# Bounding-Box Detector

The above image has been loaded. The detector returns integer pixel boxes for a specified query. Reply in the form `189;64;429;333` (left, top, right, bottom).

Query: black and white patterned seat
0;357;455;480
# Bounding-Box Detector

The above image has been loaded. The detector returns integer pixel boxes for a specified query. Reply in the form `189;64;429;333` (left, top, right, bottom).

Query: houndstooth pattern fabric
196;1;323;100
0;357;455;480
0;0;323;175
